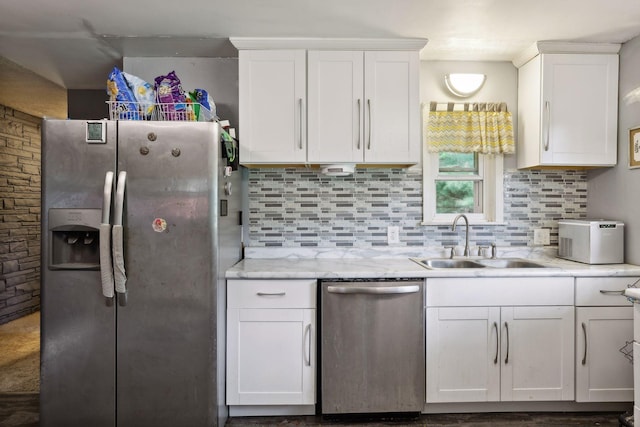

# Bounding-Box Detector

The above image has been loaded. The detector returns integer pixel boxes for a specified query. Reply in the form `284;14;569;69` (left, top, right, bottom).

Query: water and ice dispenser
48;208;102;269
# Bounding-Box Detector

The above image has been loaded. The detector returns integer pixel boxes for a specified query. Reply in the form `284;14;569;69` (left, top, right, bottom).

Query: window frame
422;149;504;225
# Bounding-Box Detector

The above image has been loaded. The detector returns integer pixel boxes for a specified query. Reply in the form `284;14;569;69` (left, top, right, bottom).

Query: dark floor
0;394;38;427
225;412;631;427
0;394;631;427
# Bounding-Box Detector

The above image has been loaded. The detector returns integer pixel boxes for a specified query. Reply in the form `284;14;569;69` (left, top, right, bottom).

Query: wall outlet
387;226;400;244
533;228;550;245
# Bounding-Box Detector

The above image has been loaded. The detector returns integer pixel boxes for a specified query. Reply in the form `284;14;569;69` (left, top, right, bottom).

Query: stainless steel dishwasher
320;279;425;416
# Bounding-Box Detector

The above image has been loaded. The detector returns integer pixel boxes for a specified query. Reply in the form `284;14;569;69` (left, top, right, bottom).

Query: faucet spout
451;214;470;257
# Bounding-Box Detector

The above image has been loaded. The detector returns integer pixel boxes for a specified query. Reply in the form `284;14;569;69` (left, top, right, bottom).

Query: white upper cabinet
515;43;620;169
238;50;307;164
307;50;420;164
364;51;421;164
307;50;364;163
232;38;426;167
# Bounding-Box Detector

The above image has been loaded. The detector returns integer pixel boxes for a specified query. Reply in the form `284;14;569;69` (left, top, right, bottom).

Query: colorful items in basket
125;72;155;118
154;71;187;120
107;67;155;120
107;67;141;120
188;89;218;121
107;68;218;121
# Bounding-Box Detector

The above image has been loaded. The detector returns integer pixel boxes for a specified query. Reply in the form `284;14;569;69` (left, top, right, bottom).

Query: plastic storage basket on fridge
107;101;214;122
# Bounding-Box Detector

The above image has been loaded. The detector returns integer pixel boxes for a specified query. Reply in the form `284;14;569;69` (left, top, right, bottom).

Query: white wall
587;36;640;264
420;60;518;169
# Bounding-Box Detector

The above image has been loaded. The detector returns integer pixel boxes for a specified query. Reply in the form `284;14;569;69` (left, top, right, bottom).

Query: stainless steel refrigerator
40;119;242;427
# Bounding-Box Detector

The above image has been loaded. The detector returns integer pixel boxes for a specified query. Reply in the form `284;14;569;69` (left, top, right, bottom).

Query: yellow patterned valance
425;102;515;154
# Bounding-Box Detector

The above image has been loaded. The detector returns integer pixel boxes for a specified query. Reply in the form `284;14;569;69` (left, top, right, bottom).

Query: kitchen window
423;150;503;224
422;102;511;225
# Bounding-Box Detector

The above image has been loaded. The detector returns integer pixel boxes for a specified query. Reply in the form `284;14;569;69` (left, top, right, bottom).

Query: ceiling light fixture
444;73;486;98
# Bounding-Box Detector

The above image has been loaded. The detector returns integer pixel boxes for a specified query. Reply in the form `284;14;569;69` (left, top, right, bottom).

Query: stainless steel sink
412;258;485;269
411;257;549;269
474;258;547;268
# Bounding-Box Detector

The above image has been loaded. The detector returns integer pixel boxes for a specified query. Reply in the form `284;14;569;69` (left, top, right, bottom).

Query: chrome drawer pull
256;292;286;297
599;290;625;295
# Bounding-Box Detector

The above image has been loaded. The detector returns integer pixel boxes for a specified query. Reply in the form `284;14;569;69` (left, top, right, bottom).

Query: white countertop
226;247;640;280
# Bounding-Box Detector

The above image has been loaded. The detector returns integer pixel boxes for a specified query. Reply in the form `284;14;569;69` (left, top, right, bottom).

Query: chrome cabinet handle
581;322;588;365
367;99;372;150
544;101;550;151
303;323;311;366
100;171;115;306
493;321;499;365
504;322;510;364
357;99;361;150
327;285;419;295
298;98;304;150
599;290;626;295
256;292;286;297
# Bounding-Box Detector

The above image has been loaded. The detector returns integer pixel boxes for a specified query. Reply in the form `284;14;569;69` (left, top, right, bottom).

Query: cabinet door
227;308;315;405
363;51;420;164
576;307;634;402
307;50;364;163
238;50;306;164
426;307;501;403
500;306;574;401
540;54;618;166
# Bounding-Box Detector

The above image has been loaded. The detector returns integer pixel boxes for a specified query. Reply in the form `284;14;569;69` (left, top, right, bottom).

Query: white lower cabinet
426;306;500;402
500;305;574;401
427;305;574;403
226;279;316;406
575;277;636;402
426;277;575;403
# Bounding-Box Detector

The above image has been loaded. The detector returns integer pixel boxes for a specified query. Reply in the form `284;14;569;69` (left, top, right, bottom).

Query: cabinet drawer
575;277;638;306
227;279;317;309
426;277;574;307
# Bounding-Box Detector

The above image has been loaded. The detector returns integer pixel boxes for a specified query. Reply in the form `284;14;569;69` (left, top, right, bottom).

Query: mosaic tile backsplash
247;168;587;249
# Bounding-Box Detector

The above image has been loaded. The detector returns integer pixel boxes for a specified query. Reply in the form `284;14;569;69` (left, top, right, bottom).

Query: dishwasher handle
327;284;420;295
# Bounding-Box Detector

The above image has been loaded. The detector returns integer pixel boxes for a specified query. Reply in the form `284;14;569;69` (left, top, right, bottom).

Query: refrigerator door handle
99;171;115;306
113;171;128;306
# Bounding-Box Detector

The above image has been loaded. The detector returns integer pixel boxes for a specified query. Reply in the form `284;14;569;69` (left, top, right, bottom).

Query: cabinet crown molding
512;41;621;68
229;37;428;52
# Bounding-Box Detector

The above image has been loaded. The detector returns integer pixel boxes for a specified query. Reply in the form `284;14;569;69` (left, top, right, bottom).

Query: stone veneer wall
0;105;41;324
247;167;587;248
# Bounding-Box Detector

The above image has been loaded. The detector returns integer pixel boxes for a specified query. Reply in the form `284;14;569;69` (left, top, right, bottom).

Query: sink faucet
451;214;470;257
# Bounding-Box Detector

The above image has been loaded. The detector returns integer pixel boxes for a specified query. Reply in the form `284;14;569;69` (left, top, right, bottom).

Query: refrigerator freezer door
40;120;117;427
115;121;221;427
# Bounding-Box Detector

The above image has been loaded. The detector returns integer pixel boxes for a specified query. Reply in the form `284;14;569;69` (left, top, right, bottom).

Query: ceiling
2;0;640;89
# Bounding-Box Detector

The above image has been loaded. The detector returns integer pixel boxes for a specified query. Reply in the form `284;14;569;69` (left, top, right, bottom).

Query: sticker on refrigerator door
152;218;167;232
